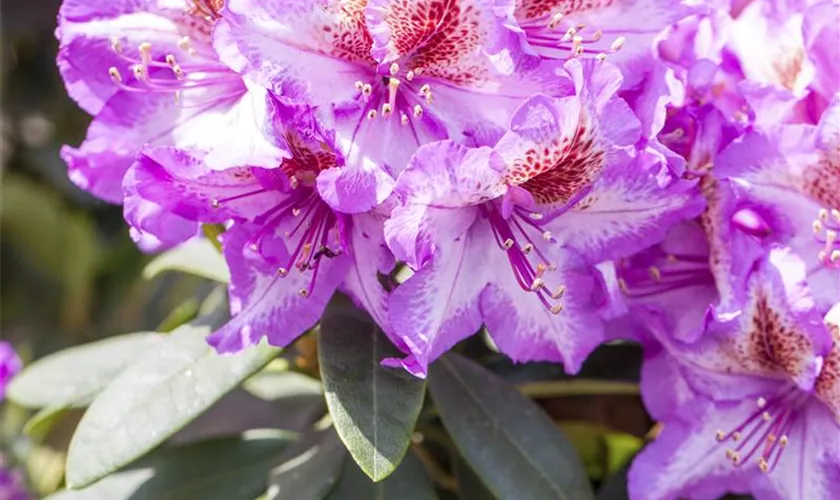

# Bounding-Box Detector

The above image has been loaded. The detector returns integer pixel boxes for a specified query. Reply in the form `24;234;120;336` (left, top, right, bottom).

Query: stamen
109;67;123;83
547;12;564;29
413;105;423;118
610;36;626;52
400;113;409;126
389;62;400;76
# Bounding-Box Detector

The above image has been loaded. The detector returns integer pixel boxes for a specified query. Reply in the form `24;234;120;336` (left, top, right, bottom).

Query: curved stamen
520;12;625;60
617;251;714;299
813;208;840;268
482;203;564;314
714;389;807;473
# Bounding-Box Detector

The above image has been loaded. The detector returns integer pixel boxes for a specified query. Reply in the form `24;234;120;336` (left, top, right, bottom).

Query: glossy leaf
47;432;293;500
429;354;594;500
65;317;281;488
318;299;426;481
143;238;230;283
6;333;164;408
268;428;346;500
327;450;438;500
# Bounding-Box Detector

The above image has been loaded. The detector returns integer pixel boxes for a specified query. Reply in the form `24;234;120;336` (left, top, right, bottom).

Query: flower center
714;389;808;473
187;0;224;22
518;10;626;61
353;62;435;127
616;251;714;299
813;208;840;268
481;202;566;314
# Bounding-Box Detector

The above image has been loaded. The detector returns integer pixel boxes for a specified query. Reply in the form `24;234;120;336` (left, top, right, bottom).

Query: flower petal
480;245;606;374
208;223;351;353
545;157;706;264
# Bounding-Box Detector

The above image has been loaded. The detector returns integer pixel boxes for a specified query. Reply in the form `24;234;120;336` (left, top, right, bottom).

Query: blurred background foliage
0;2;663;498
1;1;215;495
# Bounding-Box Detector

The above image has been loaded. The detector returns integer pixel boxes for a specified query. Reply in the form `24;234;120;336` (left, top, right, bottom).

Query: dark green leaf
318;300;426;481
65;318;281;488
268;428;346;500
47;431;293;500
596;463;629;500
453;457;495;500
6;333;164;408
144;238;230;283
429;354;594;500
327;450;438;500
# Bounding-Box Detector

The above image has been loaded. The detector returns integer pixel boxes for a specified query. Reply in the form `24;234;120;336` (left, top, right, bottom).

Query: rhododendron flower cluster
57;0;838;498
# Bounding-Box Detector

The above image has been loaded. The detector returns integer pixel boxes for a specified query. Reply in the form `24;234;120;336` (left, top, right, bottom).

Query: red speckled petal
366;0;514;85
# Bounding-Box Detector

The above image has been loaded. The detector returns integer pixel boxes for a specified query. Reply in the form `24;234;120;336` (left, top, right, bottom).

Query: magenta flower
511;0;695;87
0;341;22;401
213;0;574;214
0;455;29;500
127;103;394;353
57;0;283;207
628;250;840;500
712;94;840;312
383;59;704;376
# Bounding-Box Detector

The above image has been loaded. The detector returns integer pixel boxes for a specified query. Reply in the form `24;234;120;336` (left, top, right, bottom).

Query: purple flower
127;104;394;353
384;59;704;376
58;0;284;206
627;249;840;500
0;455;29;500
510;0;695;88
0;341;22;401
712;94;840;313
213;0;574;214
609;220;717;344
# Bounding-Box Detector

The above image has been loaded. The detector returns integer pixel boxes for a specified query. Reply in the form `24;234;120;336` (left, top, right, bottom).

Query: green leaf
268;428;347;500
327;450;438;500
318;299;426;481
144;238;230;283
6;333;165;409
47;431;294;500
429;354;594;500
65;318;281;489
453;457;495;500
596;463;630;500
23;404;73;441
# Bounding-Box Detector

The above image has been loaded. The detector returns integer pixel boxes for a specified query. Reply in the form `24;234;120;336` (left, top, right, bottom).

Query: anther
819;208;829;221
832;208;840;222
503;238;514;249
382;103;393;117
413;105;423;118
277;268;288;276
548;262;558;271
109;67;123;83
110;37;123;53
419;84;431;96
758;458;769;472
762;412;771;422
528;212;544;220
362;83;372;97
406;70;415;81
562;27;577;42
132;64;147;80
551;304;564;315
779;435;788;447
731;431;741;441
648;266;662;281
292;208;302;217
299;289;310;297
610;36;626;52
571;35;583;57
814;220;824;235
715;430;726;442
211;199;220;208
367;109;378;120
138;42;152;65
425;92;434;104
591;28;603;42
389;62;400;76
542;231;552;241
355;81;364;91
401;113;409;125
757;397;767;408
551;286;565;299
522;243;534;254
530;278;544;291
547;12;564;29
595;53;607;62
